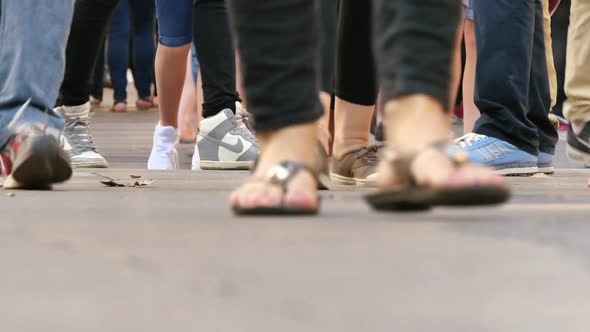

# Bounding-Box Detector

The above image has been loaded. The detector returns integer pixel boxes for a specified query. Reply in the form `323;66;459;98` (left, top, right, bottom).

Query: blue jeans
473;0;558;155
0;0;73;147
156;0;193;47
108;0;155;102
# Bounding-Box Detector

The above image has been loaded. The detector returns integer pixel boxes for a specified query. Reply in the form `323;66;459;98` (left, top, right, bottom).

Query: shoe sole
494;165;539;177
200;160;254;170
537;164;555;175
567;145;590;164
330;173;377;187
5;136;72;189
71;160;109;169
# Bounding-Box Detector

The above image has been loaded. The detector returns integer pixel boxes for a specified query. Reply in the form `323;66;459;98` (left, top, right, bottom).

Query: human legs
229;0;323;213
193;0;240;117
0;0;74;188
370;0;506;209
564;0;590;162
147;0;192;170
129;0;156;103
55;0;118;168
107;0;131;104
330;0;380;186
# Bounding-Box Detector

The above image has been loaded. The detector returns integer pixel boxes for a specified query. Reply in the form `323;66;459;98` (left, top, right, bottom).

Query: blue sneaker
538;152;555;175
454;133;539;176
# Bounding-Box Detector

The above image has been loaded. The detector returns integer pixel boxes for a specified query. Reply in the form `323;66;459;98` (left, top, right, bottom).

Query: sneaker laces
64;117;97;152
453;133;486;148
354;144;383;164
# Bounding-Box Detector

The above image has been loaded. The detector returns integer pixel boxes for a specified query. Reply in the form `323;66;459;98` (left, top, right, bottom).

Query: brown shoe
330;144;381;187
316;142;331;190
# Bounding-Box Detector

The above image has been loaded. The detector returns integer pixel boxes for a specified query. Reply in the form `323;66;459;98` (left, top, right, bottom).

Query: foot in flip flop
366;95;510;211
366;141;510;211
230;123;320;215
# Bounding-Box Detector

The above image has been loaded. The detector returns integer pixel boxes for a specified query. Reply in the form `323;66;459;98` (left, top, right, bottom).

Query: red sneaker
1;124;72;189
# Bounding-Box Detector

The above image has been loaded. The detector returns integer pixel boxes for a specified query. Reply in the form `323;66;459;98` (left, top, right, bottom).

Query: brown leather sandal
365;141;511;211
233;161;321;216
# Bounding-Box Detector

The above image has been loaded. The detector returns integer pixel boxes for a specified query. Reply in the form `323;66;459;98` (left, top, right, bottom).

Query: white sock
147;123;179;170
60;102;91;119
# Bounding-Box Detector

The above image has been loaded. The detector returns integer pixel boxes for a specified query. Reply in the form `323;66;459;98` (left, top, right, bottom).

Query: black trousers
335;0;376;106
472;0;558;155
194;0;241;116
58;0;120;106
228;0;460;132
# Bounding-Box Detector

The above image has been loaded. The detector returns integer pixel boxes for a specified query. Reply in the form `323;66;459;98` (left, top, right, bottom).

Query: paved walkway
2;109;590;331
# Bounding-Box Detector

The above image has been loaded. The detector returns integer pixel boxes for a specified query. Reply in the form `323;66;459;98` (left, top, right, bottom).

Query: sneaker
454;133;538;176
1;115;72;190
330;144;380;187
147;123;179;170
538;152;555;175
56;103;109;168
235;102;255;133
567;122;590;164
197;108;258;170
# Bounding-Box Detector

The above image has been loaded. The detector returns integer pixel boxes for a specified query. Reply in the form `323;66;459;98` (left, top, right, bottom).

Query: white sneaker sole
200;160;254;170
494;166;539;176
330;173;377;187
71;160;109;169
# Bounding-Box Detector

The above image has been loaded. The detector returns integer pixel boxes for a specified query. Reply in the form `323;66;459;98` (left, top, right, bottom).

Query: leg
58;0;121;107
0;0;74;188
462;18;478;133
318;0;337;156
330;0;381;186
147;0;192;170
228;0;323;213
194;0;240;118
528;0;558;161
371;0;505;208
107;0;131;105
543;0;558;109
564;0;590;162
90;39;106;104
129;0;156;102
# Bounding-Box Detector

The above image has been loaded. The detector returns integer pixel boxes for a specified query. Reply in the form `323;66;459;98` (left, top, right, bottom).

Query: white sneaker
55;102;109;168
147;123;179;170
197;108;258;170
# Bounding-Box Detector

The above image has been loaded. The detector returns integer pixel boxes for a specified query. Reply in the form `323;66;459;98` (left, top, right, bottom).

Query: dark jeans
58;0;121;107
335;0;377;106
229;0;459;132
108;0;155;102
194;0;241;117
319;0;337;94
472;0;558;155
550;0;570;118
91;39;106;101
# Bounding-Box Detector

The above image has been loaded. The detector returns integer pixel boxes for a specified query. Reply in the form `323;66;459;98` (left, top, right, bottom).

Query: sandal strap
249;161;319;194
383;140;469;189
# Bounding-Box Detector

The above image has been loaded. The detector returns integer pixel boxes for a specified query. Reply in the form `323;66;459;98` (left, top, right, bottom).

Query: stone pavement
1;109;590;331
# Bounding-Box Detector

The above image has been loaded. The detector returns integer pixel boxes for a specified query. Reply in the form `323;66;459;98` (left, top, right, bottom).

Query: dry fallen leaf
130;175;142;179
93;173;157;188
6;192;15;197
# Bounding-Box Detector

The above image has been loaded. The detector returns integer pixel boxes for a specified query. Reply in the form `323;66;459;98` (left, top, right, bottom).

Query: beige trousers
543;0;557;108
564;0;590;123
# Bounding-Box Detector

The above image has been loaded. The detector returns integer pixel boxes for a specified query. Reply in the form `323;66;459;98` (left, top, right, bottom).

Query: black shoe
567;122;590;163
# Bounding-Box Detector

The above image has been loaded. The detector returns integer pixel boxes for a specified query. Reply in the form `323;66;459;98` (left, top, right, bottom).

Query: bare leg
154;43;191;127
178;52;198;141
318;91;332;155
462;20;478;133
332;97;373;156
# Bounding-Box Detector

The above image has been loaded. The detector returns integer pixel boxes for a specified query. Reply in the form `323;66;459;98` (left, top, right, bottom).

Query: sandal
232;161;320;216
365;141;510;211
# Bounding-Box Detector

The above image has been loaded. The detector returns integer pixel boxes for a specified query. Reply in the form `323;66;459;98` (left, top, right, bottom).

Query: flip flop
365;141;511;211
232;161;320;216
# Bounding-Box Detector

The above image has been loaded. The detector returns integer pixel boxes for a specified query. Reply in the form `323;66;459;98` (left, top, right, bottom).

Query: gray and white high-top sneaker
55;102;109;168
197;108;258;170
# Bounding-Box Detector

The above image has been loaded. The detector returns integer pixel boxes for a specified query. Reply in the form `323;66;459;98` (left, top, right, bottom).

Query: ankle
332;138;369;157
384;95;450;154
